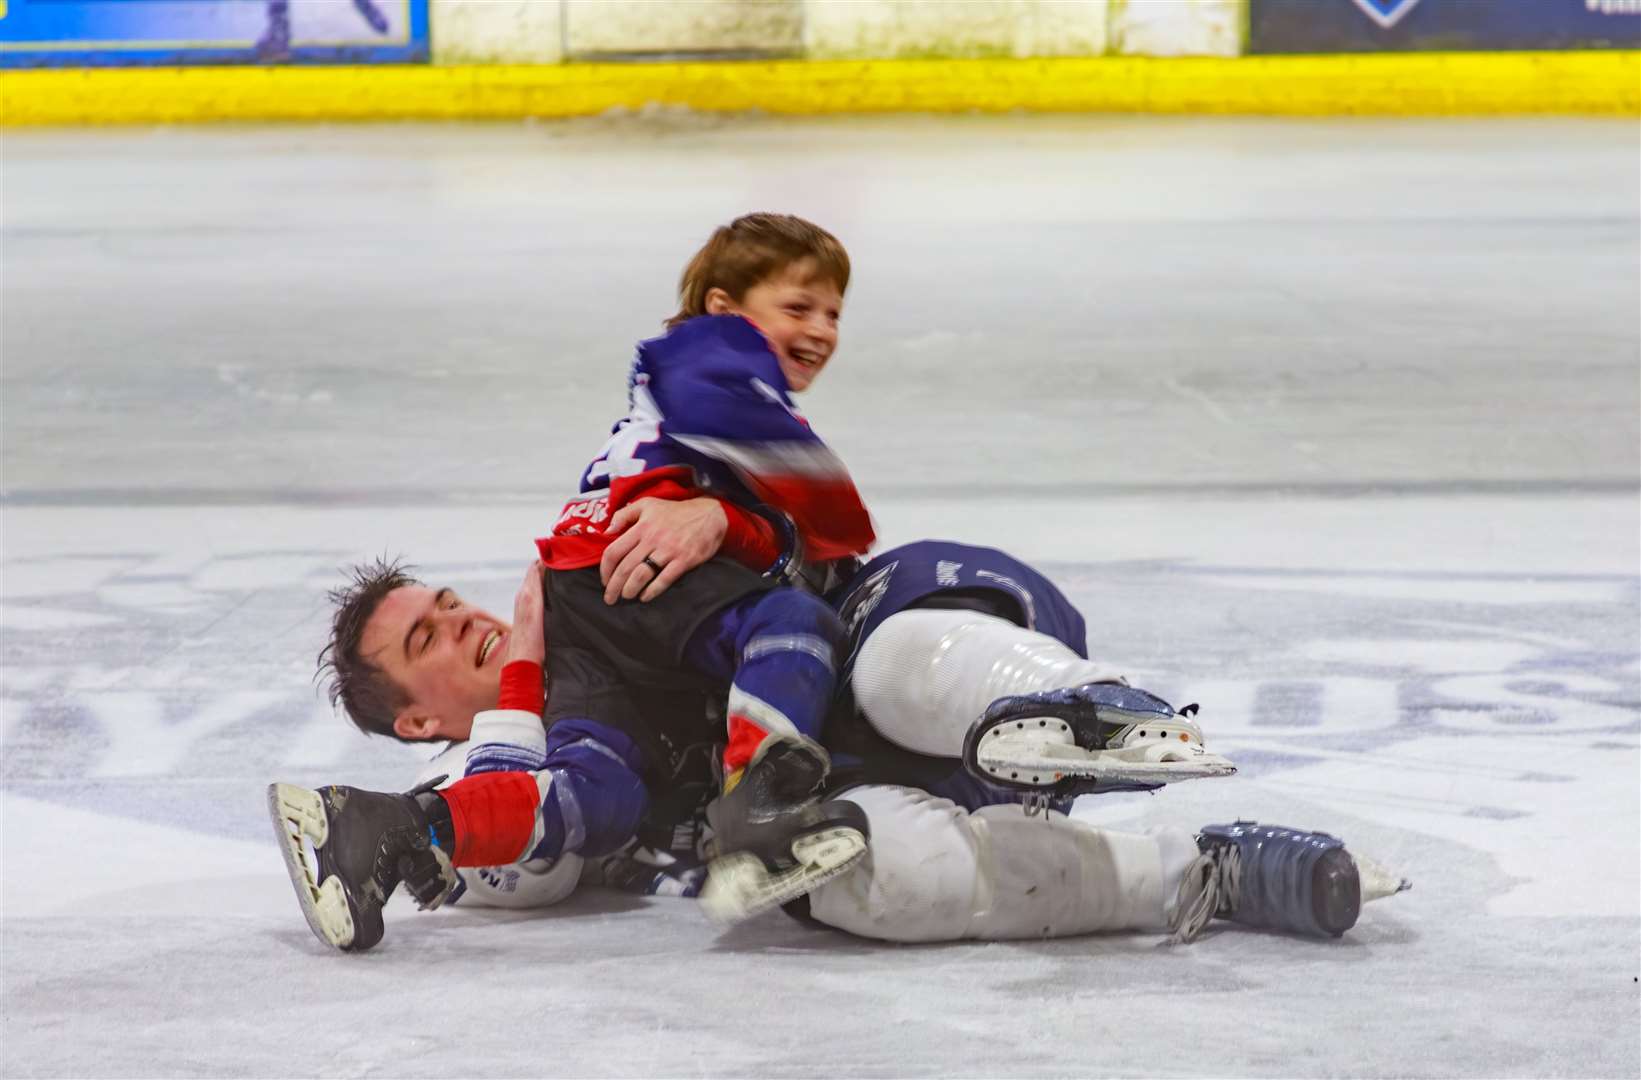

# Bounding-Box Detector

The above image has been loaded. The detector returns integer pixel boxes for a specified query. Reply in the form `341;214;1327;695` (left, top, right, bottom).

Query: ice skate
1169;821;1411;944
267;779;456;952
699;735;870;925
962;683;1236;797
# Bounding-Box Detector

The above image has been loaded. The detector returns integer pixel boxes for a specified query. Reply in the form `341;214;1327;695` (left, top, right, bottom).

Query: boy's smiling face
707;258;843;392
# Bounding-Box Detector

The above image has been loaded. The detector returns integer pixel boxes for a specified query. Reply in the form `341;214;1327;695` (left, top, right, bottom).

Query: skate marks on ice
0;549;530;788
1053;559;1638;922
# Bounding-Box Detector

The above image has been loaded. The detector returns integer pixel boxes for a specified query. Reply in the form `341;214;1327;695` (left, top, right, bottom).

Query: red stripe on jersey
439;772;542;868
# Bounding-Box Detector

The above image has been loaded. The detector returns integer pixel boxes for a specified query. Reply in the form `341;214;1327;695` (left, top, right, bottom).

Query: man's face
360;584;510;741
719;259;843;393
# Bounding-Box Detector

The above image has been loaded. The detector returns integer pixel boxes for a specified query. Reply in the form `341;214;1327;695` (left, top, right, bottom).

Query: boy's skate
699;735;869;925
267;779;456;952
1169;821;1412;944
963;683;1236;798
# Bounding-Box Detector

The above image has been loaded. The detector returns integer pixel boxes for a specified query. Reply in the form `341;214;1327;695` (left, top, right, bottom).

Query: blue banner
1250;0;1641;54
0;0;429;67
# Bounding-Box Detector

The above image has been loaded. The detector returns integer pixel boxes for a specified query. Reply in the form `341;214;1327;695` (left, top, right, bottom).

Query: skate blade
976;742;1237;786
266;783;355;950
699;827;867;926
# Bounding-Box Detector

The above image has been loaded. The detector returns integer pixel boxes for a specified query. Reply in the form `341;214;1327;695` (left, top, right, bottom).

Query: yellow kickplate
2;52;1636;127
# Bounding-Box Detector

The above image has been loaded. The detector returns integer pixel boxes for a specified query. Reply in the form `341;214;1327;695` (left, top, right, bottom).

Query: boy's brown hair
667;212;850;329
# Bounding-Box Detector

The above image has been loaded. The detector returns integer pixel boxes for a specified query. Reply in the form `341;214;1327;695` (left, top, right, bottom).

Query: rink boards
3;50;1638;126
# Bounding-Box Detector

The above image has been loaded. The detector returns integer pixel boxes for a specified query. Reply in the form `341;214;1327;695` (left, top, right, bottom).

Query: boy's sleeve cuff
720;502;781;568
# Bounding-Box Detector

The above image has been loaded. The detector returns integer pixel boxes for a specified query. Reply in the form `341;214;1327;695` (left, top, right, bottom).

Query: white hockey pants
808;784;1200;943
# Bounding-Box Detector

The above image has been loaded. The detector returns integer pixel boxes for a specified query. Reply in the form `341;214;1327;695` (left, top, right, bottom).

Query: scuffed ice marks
0;551;530;838
1044;560;1639;749
3;546;1635;826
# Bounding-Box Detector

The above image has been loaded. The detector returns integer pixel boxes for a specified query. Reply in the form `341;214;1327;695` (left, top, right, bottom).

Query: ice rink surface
2;116;1638;1078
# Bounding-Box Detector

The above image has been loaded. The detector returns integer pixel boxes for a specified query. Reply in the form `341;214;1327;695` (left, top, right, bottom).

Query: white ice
2;117;1637;1079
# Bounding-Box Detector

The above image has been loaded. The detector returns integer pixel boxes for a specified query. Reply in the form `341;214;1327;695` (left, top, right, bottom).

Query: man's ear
703;287;736;316
392;708;443;742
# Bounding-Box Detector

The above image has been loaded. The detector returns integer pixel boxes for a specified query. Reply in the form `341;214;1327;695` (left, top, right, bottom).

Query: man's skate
963;683;1236;799
1169;821;1411;944
267;780;456;952
699;736;869;925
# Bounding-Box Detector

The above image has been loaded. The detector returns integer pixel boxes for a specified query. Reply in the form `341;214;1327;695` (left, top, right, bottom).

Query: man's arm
598;494;791;604
415;739;581;909
434;708;652;865
417;565;651;905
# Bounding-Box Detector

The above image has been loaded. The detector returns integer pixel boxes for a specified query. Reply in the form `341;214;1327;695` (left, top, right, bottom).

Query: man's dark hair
317;556;421;741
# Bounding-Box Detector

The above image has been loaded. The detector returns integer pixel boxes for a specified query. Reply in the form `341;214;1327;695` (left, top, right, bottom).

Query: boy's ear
703;287;735;316
392;708;443;742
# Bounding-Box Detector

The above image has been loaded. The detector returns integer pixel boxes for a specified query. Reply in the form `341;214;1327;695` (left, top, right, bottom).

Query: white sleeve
413;734;586;910
461;708;548;774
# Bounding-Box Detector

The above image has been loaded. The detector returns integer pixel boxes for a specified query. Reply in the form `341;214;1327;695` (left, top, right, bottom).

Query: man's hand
600;497;728;604
505;561;548;666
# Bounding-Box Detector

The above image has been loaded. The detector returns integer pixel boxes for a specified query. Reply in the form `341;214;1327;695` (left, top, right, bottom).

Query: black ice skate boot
699;735;870;925
267;779;457;952
963;683;1236;800
1168;821;1411;944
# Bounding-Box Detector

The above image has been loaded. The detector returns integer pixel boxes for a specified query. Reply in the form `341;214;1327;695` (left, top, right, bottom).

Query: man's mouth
477;629;502;667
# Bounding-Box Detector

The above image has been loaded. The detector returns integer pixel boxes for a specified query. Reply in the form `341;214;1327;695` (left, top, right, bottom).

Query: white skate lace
1168;844;1241;945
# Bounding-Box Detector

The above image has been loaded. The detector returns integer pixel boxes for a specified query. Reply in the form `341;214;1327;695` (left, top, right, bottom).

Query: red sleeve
719;502;780;569
497;660;545;713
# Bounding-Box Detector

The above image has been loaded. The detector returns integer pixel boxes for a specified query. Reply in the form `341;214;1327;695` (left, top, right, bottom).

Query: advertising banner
0;0;429;67
1250;0;1641;53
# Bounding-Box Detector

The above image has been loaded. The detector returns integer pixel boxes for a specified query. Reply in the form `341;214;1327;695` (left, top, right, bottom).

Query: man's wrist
498;660;545;713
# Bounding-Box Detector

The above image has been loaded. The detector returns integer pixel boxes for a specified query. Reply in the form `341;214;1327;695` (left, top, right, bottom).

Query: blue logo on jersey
839;562;897;641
